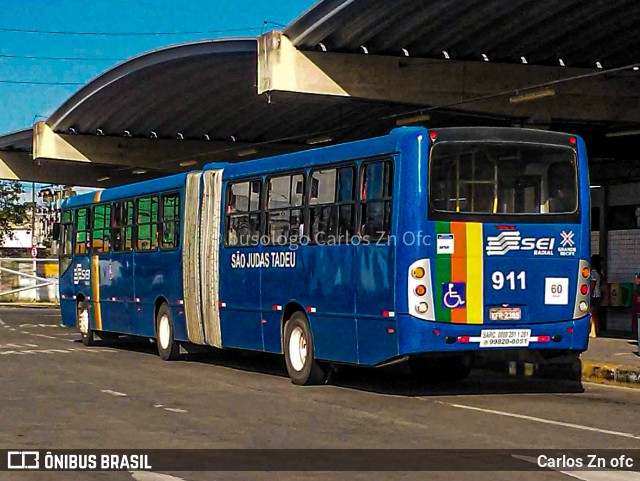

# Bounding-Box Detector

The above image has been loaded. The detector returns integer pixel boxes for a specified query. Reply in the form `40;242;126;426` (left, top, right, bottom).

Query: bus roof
61;171;191;209
211;127;427;180
61;126;582;209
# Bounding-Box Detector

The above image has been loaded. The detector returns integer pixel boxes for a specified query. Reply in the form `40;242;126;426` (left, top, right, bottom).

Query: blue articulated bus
59;127;591;385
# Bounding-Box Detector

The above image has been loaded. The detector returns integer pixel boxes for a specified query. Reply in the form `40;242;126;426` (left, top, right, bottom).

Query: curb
581;359;640;389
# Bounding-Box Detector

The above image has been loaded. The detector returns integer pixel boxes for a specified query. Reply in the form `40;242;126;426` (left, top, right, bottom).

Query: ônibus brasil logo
485;231;555;256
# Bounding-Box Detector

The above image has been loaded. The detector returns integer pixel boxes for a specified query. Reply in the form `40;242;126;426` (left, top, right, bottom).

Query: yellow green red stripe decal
91;255;102;331
450;222;467;324
434;221;484;324
465;223;484;325
91;190;102;331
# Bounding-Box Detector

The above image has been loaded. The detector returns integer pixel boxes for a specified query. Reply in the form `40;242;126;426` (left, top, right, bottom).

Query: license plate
489;307;522;321
480;329;531;348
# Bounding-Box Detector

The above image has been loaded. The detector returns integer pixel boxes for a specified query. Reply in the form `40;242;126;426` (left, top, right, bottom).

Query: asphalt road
2;307;640;481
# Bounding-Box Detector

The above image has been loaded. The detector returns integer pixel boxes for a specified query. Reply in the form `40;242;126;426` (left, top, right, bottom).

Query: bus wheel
409;356;471;384
77;301;97;347
284;312;325;385
156;303;180;361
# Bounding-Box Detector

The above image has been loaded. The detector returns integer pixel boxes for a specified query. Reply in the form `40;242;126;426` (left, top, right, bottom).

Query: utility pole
31;181;37;281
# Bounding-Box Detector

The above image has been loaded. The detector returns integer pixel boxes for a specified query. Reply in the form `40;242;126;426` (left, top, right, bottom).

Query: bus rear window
430;142;578;215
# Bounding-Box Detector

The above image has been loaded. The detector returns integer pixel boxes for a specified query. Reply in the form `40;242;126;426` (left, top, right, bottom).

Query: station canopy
286;0;640;68
0;0;638;186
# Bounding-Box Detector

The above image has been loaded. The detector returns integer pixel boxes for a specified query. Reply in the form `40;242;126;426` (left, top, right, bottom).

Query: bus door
91;203;131;334
62;208;91;328
105;200;135;333
355;159;398;364
219;178;263;350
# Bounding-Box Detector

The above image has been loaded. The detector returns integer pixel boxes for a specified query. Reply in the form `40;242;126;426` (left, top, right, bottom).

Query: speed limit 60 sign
545;277;569;305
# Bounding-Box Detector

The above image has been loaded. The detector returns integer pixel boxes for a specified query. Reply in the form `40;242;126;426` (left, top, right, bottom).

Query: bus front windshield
430;142;578;216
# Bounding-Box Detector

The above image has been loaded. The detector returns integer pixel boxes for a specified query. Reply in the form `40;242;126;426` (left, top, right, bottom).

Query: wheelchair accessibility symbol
442;282;466;309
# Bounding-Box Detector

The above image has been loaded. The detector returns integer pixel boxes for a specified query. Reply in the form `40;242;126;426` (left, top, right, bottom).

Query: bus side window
225;181;261;247
359;160;393;241
136;196;159;251
309;166;355;244
266;174;305;245
161;193;181;249
112;200;134;252
74;208;90;255
92;204;111;253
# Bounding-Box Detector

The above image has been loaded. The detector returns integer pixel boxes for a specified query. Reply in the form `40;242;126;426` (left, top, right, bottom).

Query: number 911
492;271;526;290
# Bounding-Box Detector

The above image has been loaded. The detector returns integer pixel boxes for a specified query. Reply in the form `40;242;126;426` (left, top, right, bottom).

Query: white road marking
101;389;127;397
514;456;640;481
0;347;113;356
19;323;60;328
437;402;640;440
0;319;6;326
130;471;187;481
558;471;640;481
153;404;187;413
0;343;34;349
32;333;58;339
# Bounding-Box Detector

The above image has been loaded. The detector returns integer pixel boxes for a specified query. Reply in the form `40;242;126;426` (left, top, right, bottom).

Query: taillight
415;285;427;296
581;267;590;278
580;284;589;295
412;267;425;279
416;302;428;314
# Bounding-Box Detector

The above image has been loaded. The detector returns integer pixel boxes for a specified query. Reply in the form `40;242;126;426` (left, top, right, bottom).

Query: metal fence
0;258;59;303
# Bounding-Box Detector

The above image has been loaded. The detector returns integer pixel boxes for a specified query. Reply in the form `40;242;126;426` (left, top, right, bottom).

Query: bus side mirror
52;222;61;241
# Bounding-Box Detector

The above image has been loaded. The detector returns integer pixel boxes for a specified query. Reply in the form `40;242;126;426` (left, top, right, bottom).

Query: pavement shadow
79;336;585;396
325;364;584;397
190;348;584;397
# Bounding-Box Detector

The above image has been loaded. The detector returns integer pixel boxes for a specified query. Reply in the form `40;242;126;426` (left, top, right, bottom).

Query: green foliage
0;181;28;240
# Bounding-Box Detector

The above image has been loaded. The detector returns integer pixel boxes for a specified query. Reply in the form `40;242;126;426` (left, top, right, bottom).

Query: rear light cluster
408;260;434;320
573;260;591;317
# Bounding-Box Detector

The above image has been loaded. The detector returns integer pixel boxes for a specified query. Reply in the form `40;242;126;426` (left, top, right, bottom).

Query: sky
0;0;317;135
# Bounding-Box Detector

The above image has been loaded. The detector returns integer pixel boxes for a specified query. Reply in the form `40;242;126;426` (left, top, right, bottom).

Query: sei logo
486;231;555;256
73;264;90;284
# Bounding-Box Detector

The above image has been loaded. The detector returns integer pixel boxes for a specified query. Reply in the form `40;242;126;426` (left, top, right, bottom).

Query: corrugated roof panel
286;0;640;68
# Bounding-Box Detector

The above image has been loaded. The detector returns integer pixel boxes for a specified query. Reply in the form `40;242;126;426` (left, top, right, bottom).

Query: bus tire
77;301;97;347
409;356;471;384
156;303;180;361
284;312;325;385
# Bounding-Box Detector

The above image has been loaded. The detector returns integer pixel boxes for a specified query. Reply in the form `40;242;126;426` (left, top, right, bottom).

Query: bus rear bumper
396;314;590;356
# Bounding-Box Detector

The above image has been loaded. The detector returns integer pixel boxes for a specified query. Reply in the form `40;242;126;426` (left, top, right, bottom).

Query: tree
0;181;29;241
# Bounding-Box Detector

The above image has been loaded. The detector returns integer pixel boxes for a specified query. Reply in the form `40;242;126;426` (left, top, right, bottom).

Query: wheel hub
289;326;308;372
159;315;171;350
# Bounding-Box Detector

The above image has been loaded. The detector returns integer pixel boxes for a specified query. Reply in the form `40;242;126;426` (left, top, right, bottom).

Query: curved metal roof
286;0;640;68
0;128;31;152
48;38;258;138
44;37;429;146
